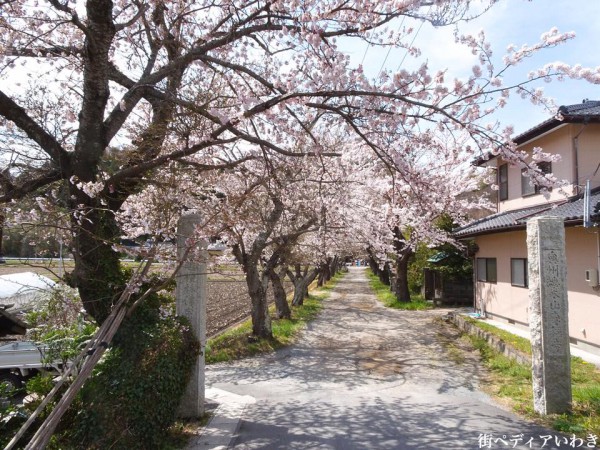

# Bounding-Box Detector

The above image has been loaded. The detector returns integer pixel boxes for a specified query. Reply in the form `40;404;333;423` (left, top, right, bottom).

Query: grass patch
463;321;600;436
366;269;432;310
164;414;212;449
444;341;466;365
464;317;532;355
205;273;343;364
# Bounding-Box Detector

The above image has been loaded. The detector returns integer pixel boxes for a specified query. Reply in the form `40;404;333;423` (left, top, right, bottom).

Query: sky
3;0;598;145
343;0;600;137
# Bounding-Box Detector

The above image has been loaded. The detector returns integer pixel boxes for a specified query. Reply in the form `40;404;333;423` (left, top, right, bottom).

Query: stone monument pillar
176;213;207;418
526;216;571;415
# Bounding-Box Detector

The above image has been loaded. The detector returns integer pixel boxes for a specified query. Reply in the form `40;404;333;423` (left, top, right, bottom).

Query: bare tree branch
0;90;71;174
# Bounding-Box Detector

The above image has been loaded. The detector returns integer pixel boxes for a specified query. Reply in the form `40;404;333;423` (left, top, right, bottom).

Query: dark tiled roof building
454;189;600;238
453;99;600;358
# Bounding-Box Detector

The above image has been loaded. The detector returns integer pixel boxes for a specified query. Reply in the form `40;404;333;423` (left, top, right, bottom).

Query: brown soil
206;280;293;337
0;262;290;338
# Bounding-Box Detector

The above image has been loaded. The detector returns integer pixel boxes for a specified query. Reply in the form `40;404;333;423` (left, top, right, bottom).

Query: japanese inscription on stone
527;216;571;415
541;249;568;355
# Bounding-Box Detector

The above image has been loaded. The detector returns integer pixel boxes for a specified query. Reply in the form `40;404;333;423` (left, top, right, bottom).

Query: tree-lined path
204;267;559;449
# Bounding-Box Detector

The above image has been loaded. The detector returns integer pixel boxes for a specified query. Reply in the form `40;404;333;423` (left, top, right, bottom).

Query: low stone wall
450;313;531;367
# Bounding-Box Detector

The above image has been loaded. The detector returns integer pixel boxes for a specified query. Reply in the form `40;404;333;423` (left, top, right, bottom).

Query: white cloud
343;0;600;135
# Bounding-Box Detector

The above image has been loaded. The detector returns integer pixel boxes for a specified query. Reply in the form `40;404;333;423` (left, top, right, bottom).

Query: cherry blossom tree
116;142;351;337
275;206;350;309
2;0;599;324
343;130;488;301
208;150;351;337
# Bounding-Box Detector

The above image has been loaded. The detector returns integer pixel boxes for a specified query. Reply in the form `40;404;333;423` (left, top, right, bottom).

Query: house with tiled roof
455;99;600;357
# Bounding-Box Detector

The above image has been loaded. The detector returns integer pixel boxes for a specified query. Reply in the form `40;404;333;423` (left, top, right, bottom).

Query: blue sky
344;0;600;136
4;1;598;142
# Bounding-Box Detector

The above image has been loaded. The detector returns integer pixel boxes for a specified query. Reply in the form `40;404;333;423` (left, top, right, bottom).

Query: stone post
526;216;571;415
176;213;207;418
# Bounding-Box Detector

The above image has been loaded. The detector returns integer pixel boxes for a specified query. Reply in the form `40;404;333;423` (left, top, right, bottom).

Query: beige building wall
487;123;600;213
565;226;600;351
575;124;600;191
496;125;575;212
475;231;530;325
474;226;600;355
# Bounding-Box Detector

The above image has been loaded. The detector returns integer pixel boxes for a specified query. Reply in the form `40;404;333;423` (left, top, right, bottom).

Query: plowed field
206;279;292;337
0;261;291;337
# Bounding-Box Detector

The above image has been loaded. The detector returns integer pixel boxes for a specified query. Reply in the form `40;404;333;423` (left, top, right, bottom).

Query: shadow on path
206;267;562;449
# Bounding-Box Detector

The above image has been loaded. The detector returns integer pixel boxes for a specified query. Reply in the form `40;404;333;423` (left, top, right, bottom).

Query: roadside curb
186;388;255;450
450;313;531;366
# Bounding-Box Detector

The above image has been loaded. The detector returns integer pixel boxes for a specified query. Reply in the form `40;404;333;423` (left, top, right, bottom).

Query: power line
360;39;370;66
396;6;432;72
362;5;432;81
377;16;406;77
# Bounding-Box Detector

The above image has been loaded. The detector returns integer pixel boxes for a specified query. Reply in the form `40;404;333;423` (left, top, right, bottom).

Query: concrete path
195;267;566;449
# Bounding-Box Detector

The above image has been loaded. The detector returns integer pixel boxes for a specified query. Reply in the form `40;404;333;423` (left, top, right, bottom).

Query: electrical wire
377;16;406;77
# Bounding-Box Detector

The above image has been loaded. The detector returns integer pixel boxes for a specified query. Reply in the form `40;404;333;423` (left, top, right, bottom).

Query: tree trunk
329;255;339;278
366;246;391;285
391;226;413;302
367;255;380;276
317;258;330;287
65;0;185;324
68;199;125;324
380;261;391;286
366;254;391;286
394;252;412;302
246;264;272;339
290;267;318;306
269;268;291;319
317;270;324;287
229;199;289;339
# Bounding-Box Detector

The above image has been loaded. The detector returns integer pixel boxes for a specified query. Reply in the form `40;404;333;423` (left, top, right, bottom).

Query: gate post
527;216;571;414
176;213;207;418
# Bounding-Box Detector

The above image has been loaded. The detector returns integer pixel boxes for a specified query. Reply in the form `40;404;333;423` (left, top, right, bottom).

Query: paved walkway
189;267;565;449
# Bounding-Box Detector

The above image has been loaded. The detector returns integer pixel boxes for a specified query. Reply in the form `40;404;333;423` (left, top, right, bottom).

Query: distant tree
407;215;475;295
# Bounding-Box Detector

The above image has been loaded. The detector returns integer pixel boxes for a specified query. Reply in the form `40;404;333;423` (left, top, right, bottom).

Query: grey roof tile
454;203;553;237
549;190;600;221
454;190;600;238
558;100;600;116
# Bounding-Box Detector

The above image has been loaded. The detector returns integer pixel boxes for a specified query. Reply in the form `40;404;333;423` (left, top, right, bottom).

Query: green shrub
367;269;432;310
0;383;28;449
4;279;198;449
26;372;56;398
25;284;98;366
407;242;436;294
60;294;199;450
0;287;93;449
407;215;475;295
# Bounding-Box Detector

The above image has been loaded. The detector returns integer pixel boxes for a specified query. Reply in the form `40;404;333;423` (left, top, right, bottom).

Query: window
521;168;535;196
477;258;497;283
522;161;552;196
498;164;508;201
511;258;528;287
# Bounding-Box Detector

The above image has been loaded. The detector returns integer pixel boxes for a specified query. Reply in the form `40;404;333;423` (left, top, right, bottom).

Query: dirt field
0;261;67;279
0;261;291;337
206;280;292;337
